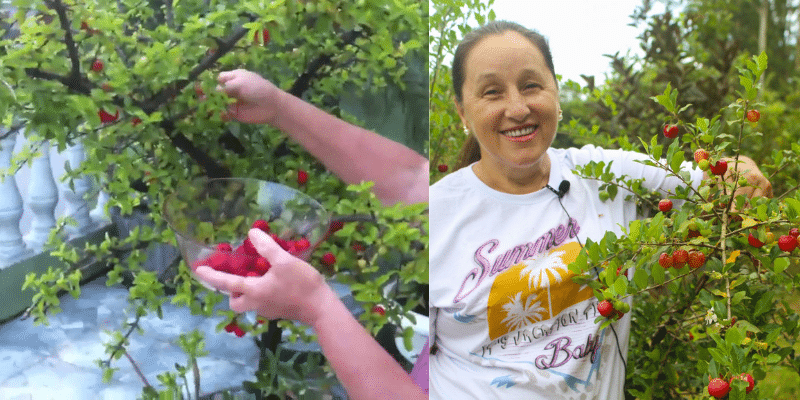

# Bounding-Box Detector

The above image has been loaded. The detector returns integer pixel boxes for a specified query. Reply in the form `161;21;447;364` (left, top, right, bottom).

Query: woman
429;21;770;399
195;69;429;400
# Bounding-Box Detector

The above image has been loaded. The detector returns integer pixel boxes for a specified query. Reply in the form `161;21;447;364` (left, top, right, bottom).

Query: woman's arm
194;229;427;400
217;69;429;206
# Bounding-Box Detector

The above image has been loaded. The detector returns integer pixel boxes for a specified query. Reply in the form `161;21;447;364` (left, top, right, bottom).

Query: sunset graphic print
487;241;592;340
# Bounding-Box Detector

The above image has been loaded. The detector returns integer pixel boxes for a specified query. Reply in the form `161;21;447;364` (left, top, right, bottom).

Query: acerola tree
2;0;428;398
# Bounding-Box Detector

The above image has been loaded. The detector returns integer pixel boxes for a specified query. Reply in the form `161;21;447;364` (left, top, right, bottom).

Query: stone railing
0;126;110;270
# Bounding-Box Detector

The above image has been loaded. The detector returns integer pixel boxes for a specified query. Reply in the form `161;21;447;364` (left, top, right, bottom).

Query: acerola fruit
688;251;705;269
790;227;800;238
597;300;615;317
658;253;673;269
252;219;270;232
297;169;308;185
81;21;89;30
708;378;731;398
672;249;689;268
254;257;271;274
98;109;119;123
698;159;710;171
262;29;270;45
91;59;104;72
730;372;755;393
694;149;710;163
746;109;760;122
748;233;765;248
241;237;260;256
321;252;336;266
329;220;344;233
224;320;238;333
778;235;797;252
371;305;386;316
658;199;673;212
663;124;680;138
293;238;310;251
131;117;142;127
709;160;728;176
233;326;246;337
217;242;233;252
438;164;448;173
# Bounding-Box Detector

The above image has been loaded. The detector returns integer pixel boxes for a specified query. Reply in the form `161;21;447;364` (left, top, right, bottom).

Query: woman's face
455;30;560;174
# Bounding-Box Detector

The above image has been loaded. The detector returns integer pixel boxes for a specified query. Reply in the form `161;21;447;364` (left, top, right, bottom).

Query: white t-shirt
429;145;703;400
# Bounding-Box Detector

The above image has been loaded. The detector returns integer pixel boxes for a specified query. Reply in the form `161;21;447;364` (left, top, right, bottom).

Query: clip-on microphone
546;180;571;199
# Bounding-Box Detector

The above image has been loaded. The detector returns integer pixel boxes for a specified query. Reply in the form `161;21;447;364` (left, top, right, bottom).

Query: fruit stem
123;348;152;388
721;204;732;321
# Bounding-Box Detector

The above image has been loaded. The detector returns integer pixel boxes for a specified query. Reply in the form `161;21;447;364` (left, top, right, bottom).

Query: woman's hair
452;21;556;170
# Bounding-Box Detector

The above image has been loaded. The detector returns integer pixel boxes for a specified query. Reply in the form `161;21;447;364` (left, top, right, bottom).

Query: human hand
216;69;283;125
194;228;330;326
706;156;773;210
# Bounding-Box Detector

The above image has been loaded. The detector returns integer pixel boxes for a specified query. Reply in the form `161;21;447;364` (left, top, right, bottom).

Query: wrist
267;89;290;127
306;282;346;328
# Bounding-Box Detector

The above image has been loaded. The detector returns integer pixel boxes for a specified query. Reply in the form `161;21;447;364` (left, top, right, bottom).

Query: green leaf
633;268;648;289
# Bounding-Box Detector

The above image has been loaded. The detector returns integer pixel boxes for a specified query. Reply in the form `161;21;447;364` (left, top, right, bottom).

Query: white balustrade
23;140;58;252
0;126;109;269
0;129;30;268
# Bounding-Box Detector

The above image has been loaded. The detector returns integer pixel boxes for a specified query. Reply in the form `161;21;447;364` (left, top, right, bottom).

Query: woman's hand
216;69;283;126
705;156;773;209
194;228;330;326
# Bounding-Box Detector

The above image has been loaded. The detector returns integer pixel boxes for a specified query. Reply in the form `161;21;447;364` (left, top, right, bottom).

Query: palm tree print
502;292;546;331
519;250;569;318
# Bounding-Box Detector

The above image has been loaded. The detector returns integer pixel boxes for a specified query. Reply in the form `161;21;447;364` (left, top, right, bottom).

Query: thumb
248;228;296;264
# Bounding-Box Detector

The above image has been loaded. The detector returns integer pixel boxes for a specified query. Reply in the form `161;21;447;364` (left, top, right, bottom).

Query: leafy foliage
3;0;427;397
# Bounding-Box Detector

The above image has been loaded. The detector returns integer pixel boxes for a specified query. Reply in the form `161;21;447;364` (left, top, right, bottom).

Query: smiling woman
427;19;772;400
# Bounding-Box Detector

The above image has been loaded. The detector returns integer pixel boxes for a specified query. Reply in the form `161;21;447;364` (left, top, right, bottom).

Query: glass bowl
163;177;330;293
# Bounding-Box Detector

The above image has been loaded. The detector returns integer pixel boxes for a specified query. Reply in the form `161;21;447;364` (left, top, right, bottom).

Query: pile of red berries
748;227;800;253
192;219;312;277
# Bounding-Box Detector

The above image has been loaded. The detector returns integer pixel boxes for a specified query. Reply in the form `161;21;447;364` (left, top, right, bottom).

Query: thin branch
124;348;152;388
44;0;82;79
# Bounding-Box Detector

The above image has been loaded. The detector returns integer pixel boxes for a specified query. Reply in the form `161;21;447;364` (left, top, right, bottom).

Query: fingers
248;228;297;264
194;266;247;294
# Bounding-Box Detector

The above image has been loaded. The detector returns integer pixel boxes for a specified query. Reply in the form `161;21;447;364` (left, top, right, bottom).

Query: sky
474;0;660;85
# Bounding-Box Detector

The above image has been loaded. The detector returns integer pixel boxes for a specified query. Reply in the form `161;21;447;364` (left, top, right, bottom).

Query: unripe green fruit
599;191;610;202
698;159;710;171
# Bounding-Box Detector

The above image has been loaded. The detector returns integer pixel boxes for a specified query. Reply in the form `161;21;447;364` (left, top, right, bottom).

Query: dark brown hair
452;21;556;170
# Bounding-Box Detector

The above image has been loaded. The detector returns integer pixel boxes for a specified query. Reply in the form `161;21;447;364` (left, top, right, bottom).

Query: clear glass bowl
163;177;330;292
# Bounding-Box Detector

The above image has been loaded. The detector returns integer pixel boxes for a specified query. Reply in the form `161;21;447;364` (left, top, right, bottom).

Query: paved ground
0;275;361;400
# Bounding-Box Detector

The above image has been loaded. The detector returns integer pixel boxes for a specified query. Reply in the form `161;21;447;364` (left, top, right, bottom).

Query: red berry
98;109;119;123
371;305;386;316
245;271;260;277
262;29;270;45
730;372;755;394
438;164;448;173
216;242;233;252
709;160;728;176
241;238;260;256
658;199;673;212
658;253;673;269
233;326;246;337
321;252;336;266
293;237;310;251
663;124;680;138
672;249;689;268
748;233;765;248
597;300;615;317
790;228;800;238
778;235;797;252
131;117;142;126
80;21;89;30
320;252;337;265
708;378;731;398
224;321;238;333
746;109;760;122
254;257;271;274
694;149;710;163
297;169;308;185
252;219;270;232
730;316;737;326
351;242;366;252
688;251;705;269
91;59;104;72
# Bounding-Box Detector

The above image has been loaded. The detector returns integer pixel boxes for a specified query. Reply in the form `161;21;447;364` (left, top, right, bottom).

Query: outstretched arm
217;69;429;206
194;229;427;400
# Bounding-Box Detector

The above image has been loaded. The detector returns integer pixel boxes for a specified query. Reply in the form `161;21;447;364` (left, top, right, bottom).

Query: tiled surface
0;275;345;400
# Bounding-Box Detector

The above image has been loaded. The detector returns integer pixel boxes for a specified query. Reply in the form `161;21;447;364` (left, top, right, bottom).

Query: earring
558;110;563;121
463;126;470;135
